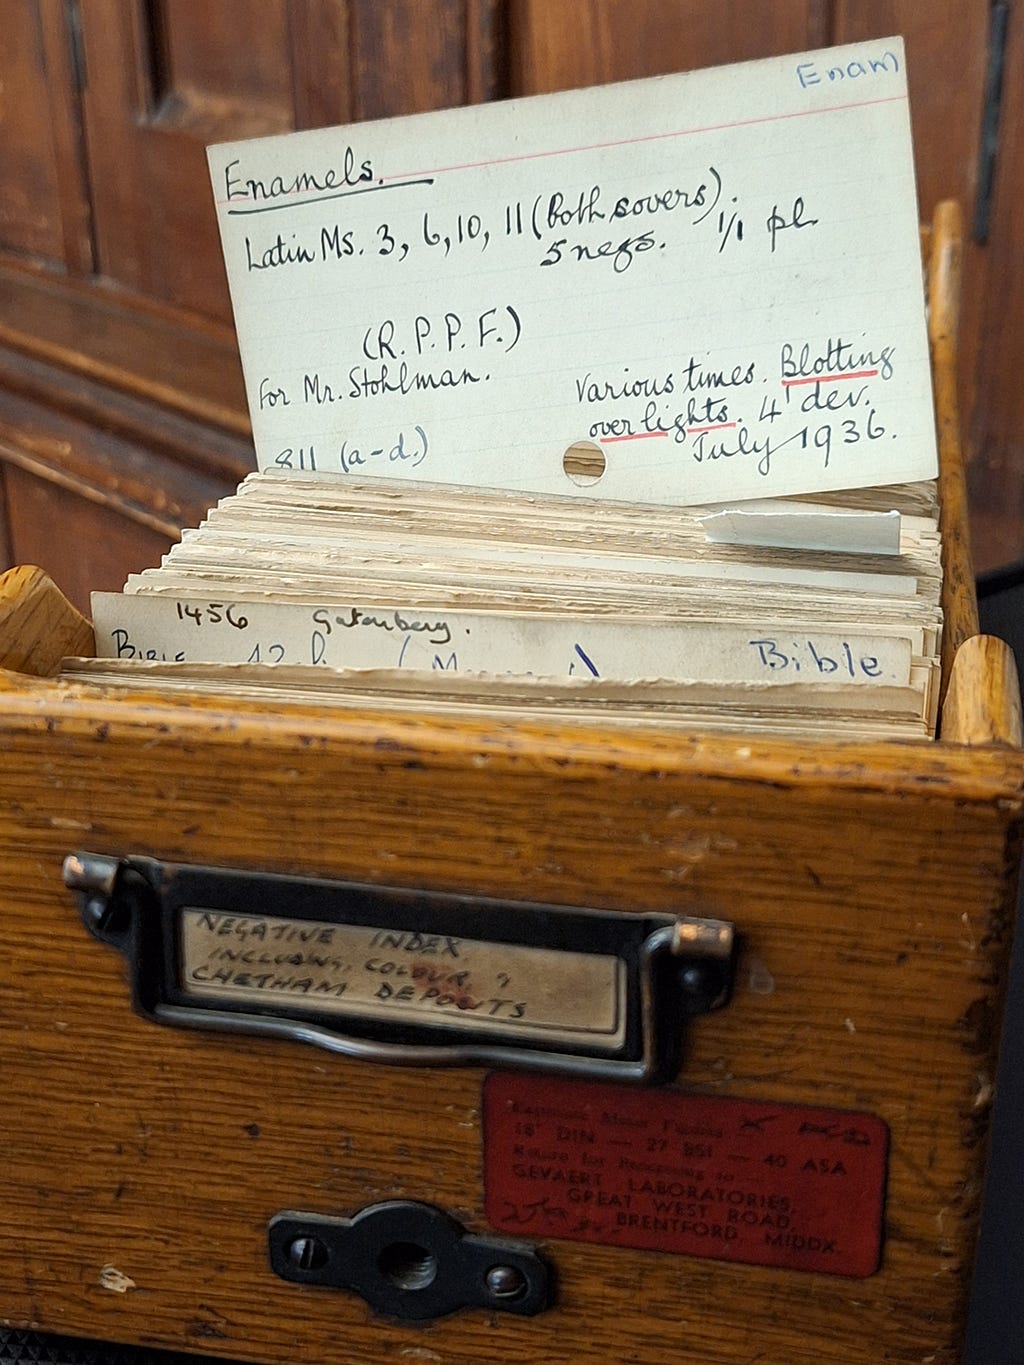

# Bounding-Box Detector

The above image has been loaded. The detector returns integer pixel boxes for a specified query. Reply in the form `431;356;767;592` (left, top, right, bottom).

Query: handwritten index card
208;38;935;505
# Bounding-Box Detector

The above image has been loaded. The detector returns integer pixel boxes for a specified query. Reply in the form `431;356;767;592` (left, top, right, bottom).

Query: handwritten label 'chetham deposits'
179;909;626;1048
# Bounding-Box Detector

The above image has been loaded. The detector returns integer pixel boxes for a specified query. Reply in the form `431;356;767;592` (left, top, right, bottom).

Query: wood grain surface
0;564;94;675
0;672;1021;1364
943;633;1024;747
929;202;980;693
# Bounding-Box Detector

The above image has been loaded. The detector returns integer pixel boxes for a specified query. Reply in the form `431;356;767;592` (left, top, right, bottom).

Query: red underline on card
687;422;738;433
782;368;879;387
600;431;670;444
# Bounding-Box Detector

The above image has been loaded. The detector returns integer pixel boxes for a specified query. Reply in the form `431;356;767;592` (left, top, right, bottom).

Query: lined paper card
90;592;918;688
208;38;935;505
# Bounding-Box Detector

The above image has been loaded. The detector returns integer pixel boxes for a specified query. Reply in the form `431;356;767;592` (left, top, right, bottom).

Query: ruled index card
208;38;935;506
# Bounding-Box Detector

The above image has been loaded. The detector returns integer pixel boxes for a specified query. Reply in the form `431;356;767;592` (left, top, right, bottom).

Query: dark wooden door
75;0;503;325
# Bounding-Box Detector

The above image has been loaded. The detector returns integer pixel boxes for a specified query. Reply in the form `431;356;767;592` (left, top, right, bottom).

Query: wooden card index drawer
0;204;1021;1365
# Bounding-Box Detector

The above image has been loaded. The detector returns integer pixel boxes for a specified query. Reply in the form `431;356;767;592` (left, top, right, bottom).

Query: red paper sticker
483;1074;888;1278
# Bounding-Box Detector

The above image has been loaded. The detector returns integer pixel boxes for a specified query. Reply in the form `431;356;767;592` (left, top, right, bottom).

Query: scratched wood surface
0;207;1022;1363
0;672;1021;1365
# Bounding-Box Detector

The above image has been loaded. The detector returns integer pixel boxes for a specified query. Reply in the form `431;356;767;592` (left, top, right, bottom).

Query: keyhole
378;1241;439;1291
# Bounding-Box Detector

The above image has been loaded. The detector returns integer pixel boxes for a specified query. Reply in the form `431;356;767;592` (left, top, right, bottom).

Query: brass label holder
64;852;734;1082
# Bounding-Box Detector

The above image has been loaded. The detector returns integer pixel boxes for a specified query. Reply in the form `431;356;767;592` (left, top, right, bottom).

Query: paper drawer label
483;1074;888;1277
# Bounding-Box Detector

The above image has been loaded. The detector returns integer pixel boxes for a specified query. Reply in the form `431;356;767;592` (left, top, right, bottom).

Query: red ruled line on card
218;95;908;208
384;95;908;185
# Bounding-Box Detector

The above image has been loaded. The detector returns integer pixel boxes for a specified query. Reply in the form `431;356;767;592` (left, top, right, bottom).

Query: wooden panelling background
0;0;1021;608
509;0;830;90
967;1;1024;569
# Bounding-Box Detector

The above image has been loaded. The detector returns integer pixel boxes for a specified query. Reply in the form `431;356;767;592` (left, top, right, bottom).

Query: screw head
485;1263;527;1299
676;960;725;1012
83;896;111;930
286;1235;329;1272
679;963;711;993
81;894;129;938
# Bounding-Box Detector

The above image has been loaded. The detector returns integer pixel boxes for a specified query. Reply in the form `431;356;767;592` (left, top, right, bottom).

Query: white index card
208;38;936;506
